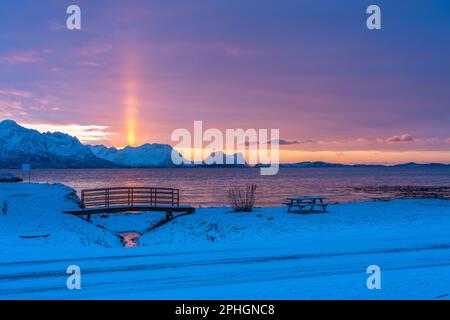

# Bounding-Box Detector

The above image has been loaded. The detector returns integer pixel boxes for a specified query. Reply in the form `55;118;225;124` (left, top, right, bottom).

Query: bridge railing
81;187;180;209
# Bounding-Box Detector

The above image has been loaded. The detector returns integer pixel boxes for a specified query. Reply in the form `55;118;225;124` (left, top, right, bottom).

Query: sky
0;0;449;164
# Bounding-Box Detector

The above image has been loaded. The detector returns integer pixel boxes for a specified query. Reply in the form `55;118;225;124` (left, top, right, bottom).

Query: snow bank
140;199;450;246
2;181;448;251
0;182;120;248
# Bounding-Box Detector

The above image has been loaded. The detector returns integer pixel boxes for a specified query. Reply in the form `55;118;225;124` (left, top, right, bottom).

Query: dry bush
227;184;257;212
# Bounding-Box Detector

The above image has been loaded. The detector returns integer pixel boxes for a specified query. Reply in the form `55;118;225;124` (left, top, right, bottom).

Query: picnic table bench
282;196;329;214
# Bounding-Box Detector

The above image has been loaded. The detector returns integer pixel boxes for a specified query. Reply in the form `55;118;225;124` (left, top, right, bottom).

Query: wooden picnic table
283;196;329;214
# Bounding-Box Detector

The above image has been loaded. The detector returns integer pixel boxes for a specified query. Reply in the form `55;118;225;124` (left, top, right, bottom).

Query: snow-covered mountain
89;144;184;167
0;120;114;168
201;151;248;167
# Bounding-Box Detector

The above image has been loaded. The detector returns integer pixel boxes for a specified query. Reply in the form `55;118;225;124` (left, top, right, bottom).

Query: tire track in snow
1;244;450;298
2;243;450;281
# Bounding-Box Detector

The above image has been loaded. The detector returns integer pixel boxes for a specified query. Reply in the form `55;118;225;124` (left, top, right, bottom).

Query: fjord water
11;167;450;206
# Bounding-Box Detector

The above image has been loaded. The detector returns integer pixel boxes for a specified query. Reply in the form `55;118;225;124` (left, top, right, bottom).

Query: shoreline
3;166;450;207
1;181;449;247
1;182;450;299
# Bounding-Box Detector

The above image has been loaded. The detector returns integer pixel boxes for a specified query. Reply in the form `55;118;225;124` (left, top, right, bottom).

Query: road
1;241;450;299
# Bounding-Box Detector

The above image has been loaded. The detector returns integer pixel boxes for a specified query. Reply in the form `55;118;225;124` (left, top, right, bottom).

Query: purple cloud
77;61;102;67
0;89;32;98
78;44;114;57
244;139;314;146
0;51;41;64
386;134;414;143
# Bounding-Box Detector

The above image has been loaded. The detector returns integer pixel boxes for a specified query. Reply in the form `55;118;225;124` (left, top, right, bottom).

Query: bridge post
81;190;85;209
165;211;173;221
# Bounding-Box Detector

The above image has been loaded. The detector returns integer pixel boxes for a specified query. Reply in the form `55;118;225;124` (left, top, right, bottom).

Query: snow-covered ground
1;182;450;299
140;200;450;246
0;183;119;248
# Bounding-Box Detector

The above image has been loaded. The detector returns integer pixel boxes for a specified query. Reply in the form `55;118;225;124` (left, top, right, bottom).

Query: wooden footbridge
64;187;195;221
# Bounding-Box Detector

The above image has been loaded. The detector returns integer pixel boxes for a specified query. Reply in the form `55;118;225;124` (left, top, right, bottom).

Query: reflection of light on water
119;232;141;247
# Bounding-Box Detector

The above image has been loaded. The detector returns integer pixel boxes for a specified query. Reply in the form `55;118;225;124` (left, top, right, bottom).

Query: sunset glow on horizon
1;0;449;164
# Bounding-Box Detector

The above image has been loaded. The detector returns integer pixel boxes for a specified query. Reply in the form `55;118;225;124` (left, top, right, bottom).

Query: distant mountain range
0;120;245;169
0;120;448;169
255;161;450;168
